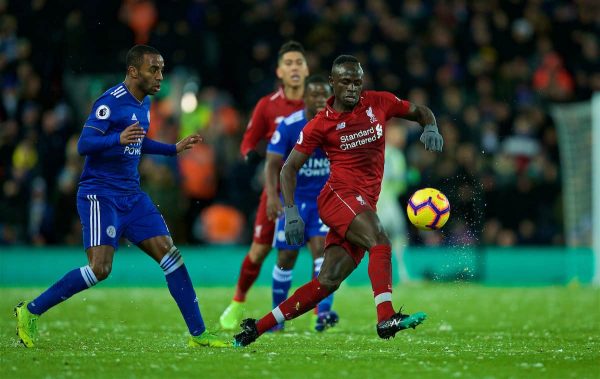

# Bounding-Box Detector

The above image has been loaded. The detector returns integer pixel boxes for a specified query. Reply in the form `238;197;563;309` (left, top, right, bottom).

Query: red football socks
256;278;332;334
368;244;395;322
232;254;261;302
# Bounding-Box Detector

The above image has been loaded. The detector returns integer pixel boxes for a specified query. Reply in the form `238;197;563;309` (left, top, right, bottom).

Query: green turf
1;284;599;379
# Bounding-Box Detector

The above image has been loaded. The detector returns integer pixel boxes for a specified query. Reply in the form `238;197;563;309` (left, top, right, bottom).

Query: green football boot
377;310;427;339
14;301;38;348
219;301;244;330
188;330;231;348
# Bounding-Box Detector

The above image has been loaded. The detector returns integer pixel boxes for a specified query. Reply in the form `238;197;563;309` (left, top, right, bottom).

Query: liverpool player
234;55;443;346
219;41;309;330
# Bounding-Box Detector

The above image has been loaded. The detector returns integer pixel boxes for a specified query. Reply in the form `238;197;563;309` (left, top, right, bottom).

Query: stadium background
0;0;598;281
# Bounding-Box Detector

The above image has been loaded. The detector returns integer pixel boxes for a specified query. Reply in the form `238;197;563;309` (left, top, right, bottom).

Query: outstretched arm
403;103;443;152
403;103;436;127
142;138;176;155
280;149;310;206
142;133;201;156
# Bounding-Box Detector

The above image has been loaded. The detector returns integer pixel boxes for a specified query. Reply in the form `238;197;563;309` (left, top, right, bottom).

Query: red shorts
318;184;374;266
252;189;276;244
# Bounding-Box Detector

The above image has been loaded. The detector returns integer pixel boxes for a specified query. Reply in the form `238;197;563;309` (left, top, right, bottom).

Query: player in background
14;45;229;348
378;123;410;283
234;55;443;347
219;41;309;330
265;75;337;332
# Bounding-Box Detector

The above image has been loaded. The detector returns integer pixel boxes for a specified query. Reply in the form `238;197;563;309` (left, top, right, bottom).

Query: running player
14;45;229;348
234;55;443;346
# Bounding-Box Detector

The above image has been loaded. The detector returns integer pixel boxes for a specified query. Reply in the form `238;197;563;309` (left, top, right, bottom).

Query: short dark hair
277;40;305;61
332;55;360;71
126;45;161;70
305;75;329;88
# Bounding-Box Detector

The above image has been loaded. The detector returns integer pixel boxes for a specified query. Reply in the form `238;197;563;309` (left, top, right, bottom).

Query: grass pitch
1;284;599;379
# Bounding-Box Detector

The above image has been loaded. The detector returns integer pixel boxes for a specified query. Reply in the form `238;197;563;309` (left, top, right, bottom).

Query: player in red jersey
219;41;309;330
234;55;443;346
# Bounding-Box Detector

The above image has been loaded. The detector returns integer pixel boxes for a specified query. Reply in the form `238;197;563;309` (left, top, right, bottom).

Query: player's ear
276;65;284;80
127;65;138;79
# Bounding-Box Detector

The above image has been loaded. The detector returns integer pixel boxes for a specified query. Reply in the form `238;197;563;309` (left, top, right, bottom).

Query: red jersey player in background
220;41;309;330
234;55;444;347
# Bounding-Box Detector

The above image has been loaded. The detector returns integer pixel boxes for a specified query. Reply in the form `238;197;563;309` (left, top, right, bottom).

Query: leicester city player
265;75;337;332
14;45;229;348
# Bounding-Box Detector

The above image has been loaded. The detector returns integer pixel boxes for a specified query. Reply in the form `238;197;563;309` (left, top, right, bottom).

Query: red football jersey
294;91;410;205
240;87;304;157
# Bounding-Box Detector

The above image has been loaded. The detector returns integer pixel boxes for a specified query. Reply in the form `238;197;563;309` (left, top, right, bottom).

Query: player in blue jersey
264;75;338;331
14;45;229;348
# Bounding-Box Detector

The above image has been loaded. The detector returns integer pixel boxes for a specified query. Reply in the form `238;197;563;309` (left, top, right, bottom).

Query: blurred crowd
1;0;598;247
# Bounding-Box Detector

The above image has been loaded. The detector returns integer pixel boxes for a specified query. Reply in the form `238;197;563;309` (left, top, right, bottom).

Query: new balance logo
389;319;401;327
131;113;137;121
336;122;346;130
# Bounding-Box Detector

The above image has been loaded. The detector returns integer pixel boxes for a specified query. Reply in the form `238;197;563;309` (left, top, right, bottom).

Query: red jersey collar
275;86;304;106
324;93;366;120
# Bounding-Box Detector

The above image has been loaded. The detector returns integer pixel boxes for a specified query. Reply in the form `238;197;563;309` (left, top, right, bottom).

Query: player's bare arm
403;103;436;126
403;103;444;152
119;121;146;145
265;152;284;221
281;149;310;245
175;134;202;154
280;149;309;207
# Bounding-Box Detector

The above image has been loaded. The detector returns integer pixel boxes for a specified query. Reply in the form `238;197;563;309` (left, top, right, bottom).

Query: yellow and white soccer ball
406;188;450;230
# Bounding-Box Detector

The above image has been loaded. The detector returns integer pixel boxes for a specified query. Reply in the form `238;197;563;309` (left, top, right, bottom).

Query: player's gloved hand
245;150;262;165
419;124;443;152
284;204;305;246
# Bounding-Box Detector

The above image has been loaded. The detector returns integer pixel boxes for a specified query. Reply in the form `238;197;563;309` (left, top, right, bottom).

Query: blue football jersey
267;109;329;200
78;83;151;196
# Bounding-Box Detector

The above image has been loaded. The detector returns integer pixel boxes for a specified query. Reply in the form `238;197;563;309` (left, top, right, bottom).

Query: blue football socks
28;265;98;315
160;247;206;336
314;257;334;313
272;266;293;309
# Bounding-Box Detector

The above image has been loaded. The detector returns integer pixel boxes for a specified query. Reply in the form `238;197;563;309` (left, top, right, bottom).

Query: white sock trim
160;246;184;275
272;266;293;282
272;306;285;323
80;265;98;287
374;292;392;306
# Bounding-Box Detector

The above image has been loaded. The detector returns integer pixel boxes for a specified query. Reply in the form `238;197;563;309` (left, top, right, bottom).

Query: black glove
245;150;262;165
284;204;305;246
420;124;444;152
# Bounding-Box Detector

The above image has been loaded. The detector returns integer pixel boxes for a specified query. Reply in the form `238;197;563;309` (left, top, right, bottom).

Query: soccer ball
406;188;450;230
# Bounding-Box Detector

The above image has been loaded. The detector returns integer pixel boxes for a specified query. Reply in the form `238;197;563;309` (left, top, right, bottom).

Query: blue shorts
77;192;170;250
273;198;329;250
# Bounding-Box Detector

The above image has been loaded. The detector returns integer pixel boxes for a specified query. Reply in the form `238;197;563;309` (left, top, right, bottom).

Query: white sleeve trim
83;125;106;134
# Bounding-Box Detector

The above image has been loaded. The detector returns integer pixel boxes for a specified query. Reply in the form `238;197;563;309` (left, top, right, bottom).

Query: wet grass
1;284;599;378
